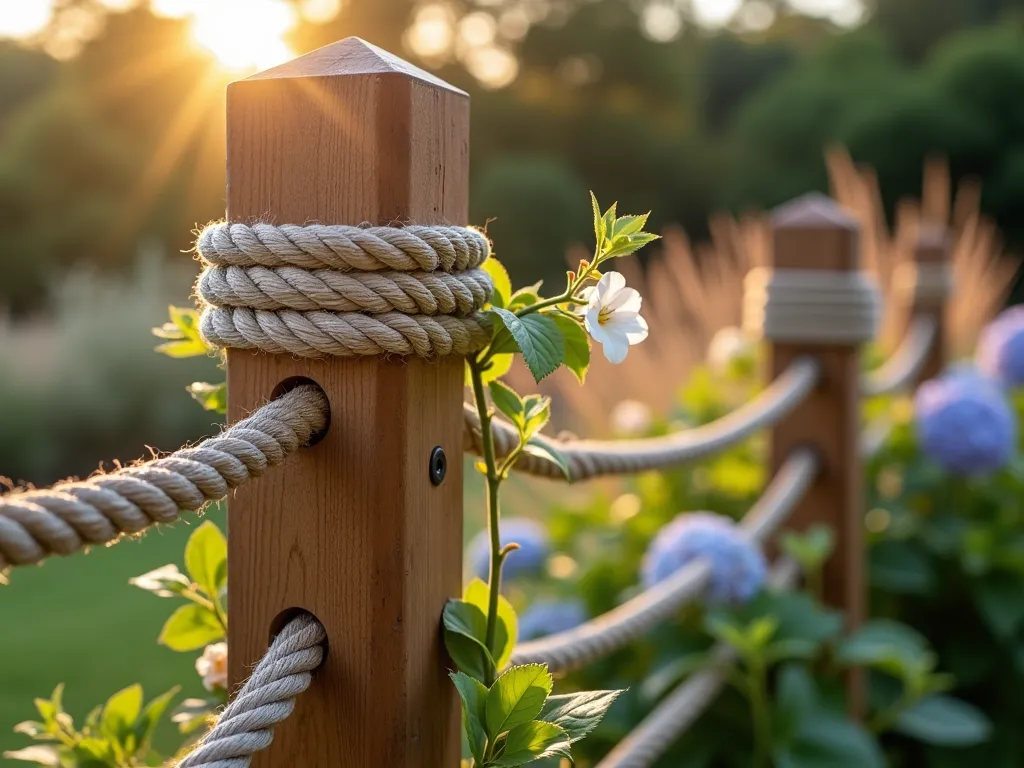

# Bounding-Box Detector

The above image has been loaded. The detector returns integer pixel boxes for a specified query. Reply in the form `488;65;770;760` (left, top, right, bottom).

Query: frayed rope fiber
195;222;493;358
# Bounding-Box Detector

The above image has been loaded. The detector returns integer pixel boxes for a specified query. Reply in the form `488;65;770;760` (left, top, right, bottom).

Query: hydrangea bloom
914;366;1016;475
641;512;766;604
467;518;550;582
978;306;1024;386
519;599;589;641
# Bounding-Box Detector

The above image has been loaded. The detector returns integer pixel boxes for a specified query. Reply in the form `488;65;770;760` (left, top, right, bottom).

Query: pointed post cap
243;36;467;95
772;192;858;231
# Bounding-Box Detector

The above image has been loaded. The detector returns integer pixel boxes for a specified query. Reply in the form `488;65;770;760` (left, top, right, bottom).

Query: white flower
707;326;755;374
195;642;228;691
582;272;649;363
610;399;652;436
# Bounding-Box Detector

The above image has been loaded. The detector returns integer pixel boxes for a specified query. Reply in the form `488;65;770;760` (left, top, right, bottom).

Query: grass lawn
0;507;225;765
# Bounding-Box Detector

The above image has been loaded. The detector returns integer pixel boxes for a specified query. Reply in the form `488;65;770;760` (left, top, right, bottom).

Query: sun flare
153;0;297;72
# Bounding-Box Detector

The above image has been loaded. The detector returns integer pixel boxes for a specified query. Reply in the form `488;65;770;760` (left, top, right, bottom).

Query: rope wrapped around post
195;222;493;358
177;613;327;768
0;386;328;575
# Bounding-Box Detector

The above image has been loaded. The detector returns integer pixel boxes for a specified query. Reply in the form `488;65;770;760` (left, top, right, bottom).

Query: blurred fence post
765;194;867;714
223;38;467;766
910;226;950;382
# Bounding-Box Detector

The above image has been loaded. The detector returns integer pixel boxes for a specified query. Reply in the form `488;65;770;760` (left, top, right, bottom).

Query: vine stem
748;661;773;768
468;356;503;687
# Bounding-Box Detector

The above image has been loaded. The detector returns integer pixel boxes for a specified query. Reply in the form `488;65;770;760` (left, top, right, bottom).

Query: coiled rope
0;386;328;573
177;613;327;768
464;358;821;481
196;222;492;358
595;558;801;768
743;267;881;344
510;449;818;672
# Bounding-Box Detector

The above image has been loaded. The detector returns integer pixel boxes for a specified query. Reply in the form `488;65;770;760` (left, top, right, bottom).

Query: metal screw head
429;446;447;486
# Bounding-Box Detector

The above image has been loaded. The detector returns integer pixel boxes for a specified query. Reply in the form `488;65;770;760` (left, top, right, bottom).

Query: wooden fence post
910;226;950;382
767;194;865;711
224;38;467;766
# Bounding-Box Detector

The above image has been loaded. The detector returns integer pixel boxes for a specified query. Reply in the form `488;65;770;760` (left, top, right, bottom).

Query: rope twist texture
177;613;326;768
0;386;328;573
743;267;881;344
196;223;493;359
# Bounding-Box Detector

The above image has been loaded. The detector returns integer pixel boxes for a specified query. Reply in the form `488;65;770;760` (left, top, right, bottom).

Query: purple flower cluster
914;366;1016;475
467;518;550;583
978;306;1024;386
518;599;589;641
641;512;766;604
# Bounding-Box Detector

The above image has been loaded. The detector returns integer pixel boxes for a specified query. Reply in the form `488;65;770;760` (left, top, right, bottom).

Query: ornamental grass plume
977;306;1024;387
467;517;550;582
518;599;589;641
914;366;1016;475
641;512;766;604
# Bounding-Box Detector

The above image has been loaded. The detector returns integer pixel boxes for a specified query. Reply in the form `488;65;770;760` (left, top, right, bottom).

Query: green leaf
603;232;660;259
187;382;227;414
974;573;1024;640
185;521;228;599
522;439;571;481
489;721;571;766
451;672;489;764
551;314;590;384
2;746;61;765
869;540;934;594
129;564;192;598
463;579;518;671
132;687;179;751
521;395;551;440
483;258;512;309
776;664;817;723
537;689;623;743
775;712;884;768
443;600;494;682
489;308;565;383
590;191;605;250
34;685;63;731
488;380;524;428
485;664;553;738
100;684;143;742
611;212;650;239
154;339;208;358
893;695;992;746
836;619;929;673
158;604;225;651
479;354;514;386
508;285;541;311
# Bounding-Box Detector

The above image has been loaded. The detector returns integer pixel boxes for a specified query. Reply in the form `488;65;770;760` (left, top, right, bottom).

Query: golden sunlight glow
151;0;297;72
0;0;54;39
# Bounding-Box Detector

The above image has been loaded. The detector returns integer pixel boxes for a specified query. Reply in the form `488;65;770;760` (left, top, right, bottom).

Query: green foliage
4;684;177;767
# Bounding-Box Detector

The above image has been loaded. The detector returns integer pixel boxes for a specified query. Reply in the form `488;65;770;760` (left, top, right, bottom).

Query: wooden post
767;194;865;712
224;38;467;766
910;226;950;382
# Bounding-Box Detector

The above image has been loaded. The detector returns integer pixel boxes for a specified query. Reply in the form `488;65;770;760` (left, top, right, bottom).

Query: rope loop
195;222;493;358
743;267;881;344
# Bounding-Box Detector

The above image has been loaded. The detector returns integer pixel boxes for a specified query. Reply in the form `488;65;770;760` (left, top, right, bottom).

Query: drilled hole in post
271;376;330;446
270;607;329;673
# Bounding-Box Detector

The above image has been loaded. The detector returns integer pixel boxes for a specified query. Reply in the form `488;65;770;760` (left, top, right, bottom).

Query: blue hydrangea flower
978;306;1024;386
640;512;766;604
914;367;1016;475
467;518;550;582
518;599;589;641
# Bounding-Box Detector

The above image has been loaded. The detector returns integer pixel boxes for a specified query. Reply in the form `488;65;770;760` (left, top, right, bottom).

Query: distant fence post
223;39;467;765
909;226;950;382
762;194;869;713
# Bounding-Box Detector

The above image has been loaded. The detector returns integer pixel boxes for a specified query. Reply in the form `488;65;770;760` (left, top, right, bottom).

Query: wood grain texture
913;226;949;383
767;195;865;715
223;37;467;767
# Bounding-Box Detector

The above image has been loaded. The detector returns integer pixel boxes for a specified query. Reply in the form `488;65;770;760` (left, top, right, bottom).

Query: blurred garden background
3;0;1024;765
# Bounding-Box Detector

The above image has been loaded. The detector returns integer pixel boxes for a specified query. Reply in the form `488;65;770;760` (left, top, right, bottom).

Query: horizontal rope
200;307;490;359
595;559;800;768
0;386;328;574
464;358;821;481
861;315;938;397
177;613;327;768
510;450;819;672
198;266;492;316
197;222;490;273
743;267;881;344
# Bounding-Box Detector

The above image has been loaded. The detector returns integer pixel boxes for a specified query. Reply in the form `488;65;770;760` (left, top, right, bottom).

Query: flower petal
605;312;649;344
596;271;626;304
586;308;617;346
605;286;642;314
601;336;630;364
